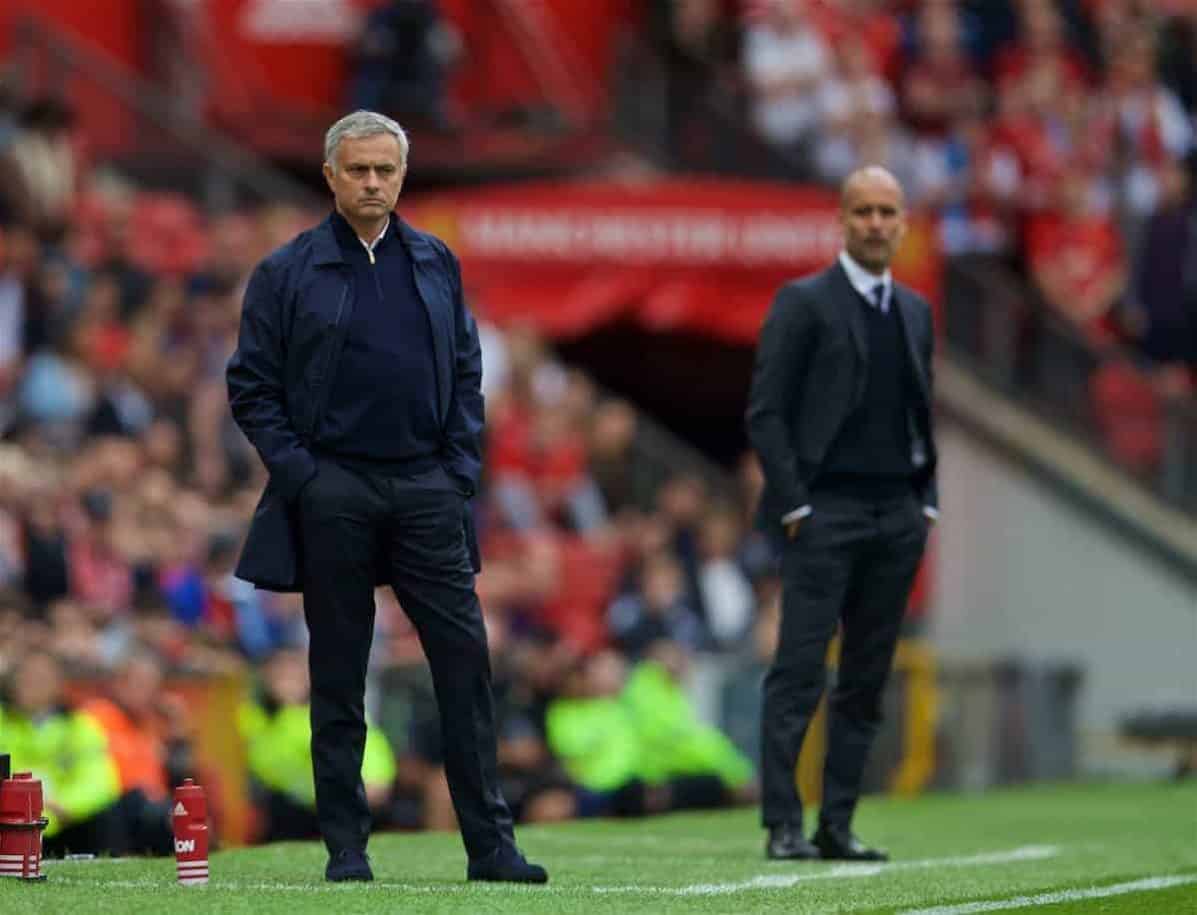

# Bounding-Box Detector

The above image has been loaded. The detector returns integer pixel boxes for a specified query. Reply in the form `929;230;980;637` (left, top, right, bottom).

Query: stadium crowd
661;0;1196;372
0;0;1193;855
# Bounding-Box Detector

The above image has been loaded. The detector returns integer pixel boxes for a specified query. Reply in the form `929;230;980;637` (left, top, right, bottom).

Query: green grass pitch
3;781;1195;914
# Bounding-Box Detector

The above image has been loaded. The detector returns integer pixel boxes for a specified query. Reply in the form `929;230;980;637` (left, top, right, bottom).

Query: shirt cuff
781;506;812;525
923;506;940;520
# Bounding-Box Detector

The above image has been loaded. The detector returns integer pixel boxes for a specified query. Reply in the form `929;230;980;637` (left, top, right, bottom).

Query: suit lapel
893;286;929;401
830;261;930;403
830;262;868;366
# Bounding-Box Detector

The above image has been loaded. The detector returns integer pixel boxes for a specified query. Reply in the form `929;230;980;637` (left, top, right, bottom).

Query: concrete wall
931;420;1197;747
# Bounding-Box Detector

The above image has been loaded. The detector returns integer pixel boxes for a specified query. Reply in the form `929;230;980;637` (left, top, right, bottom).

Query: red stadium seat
1089;362;1163;473
539;536;622;654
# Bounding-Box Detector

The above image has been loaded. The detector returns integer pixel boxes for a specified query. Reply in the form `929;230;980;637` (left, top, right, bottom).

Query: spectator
1027;168;1128;340
0;650;122;855
0;81;22;219
1131;154;1197;366
900;0;988;137
19;466;71;608
822;0;906;80
719;578;782;767
743;0;831;170
650;0;741;170
621;643;755;797
3;97;78;242
204;530;306;661
45;598;115;672
0;450;35;589
90;190;153;322
1105;28;1193;232
655;473;710;618
994;0;1089;96
545;649;752;818
814;35;913;186
919;103;1028;378
697;505;756;650
477;317;510;399
914;107;1022;257
79;649;191;855
1157;10;1196;116
17;322;97;449
608;550;704;658
0;224;40;435
992;55;1093;214
69;486;134;621
587;399;657;517
348;0;461;130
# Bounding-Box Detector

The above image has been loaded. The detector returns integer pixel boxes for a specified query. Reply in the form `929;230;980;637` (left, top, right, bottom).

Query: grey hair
324;110;409;171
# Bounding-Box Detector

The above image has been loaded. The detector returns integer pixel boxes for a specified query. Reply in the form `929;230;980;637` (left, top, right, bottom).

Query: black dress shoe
812;824;889;862
467;847;548;884
766;824;820;860
325;848;374;882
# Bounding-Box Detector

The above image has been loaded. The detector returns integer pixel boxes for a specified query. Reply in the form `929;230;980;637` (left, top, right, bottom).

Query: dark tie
871;283;887;314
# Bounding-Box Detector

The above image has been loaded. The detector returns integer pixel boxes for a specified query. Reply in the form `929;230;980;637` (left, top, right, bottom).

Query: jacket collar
837;250;891;308
312;211;439;266
396;215;439;262
311;214;345;266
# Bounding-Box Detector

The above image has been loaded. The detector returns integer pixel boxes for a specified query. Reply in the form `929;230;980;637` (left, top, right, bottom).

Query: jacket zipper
308;278;351;437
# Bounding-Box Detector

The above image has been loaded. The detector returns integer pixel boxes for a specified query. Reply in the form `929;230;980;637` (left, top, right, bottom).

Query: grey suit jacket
745;260;938;533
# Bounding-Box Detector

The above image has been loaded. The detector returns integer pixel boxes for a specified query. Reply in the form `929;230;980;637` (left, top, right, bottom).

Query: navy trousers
297;458;514;860
761;487;929;831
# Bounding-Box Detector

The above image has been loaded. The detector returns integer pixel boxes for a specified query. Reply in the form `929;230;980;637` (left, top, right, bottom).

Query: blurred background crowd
0;0;1192;855
655;0;1197;376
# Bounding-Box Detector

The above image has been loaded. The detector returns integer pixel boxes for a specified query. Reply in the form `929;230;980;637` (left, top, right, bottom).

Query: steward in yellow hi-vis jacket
0;651;121;855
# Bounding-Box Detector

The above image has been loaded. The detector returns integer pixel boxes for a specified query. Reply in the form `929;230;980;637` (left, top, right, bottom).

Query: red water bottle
0;755;49;881
172;779;209;885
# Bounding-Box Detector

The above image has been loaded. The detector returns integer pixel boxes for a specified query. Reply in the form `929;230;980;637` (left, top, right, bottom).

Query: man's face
13;653;61;716
840;173;907;273
265;651;310;706
323;132;405;226
113;657;162;718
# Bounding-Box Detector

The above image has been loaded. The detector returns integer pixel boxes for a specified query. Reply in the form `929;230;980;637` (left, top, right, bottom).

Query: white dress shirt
781;251;938;526
358;217;389;264
838;249;891;312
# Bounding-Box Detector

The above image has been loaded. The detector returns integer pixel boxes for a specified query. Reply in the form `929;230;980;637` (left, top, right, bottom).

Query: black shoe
467;847;548;884
812;824;889;862
765;824;820;860
325;849;374;882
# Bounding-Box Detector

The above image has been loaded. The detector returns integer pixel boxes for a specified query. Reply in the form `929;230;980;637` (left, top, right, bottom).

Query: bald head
839;165;907;274
841;166;904;208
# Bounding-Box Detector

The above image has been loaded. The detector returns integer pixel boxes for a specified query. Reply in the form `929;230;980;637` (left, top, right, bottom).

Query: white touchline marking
590;844;1061;896
535;833;761;850
42;857;141;865
898;874;1197;915
41;876;545;893
34;845;1061;898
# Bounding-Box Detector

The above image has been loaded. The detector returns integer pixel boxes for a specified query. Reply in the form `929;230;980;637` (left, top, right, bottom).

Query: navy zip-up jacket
226;213;484;590
318;211;440;466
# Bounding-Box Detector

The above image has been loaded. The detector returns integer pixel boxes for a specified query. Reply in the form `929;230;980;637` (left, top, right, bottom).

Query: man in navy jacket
226;110;546;885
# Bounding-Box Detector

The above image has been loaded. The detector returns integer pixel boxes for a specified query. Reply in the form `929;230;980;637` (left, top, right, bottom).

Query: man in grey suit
747;166;938;862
